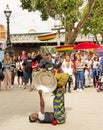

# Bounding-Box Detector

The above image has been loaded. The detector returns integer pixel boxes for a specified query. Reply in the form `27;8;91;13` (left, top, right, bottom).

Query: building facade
0;25;102;55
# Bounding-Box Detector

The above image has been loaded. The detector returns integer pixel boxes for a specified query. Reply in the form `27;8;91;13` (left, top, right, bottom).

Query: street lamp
4;4;13;56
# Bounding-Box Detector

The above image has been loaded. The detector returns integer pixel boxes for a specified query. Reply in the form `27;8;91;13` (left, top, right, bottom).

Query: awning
55;44;74;52
74;42;100;50
37;32;57;41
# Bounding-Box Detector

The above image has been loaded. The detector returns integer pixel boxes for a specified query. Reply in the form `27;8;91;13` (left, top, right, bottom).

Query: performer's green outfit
54;73;69;124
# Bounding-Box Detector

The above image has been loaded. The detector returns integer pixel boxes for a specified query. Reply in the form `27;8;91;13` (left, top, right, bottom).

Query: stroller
96;69;103;92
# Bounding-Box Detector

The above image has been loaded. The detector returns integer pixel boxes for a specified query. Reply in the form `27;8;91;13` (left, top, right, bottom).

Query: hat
33;72;57;93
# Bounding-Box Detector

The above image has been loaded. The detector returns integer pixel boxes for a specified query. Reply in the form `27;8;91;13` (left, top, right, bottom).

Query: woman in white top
84;55;92;87
16;55;23;87
61;55;73;93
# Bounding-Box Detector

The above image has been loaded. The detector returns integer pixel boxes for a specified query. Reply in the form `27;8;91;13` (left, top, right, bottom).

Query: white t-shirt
16;61;23;70
62;60;73;75
38;112;45;121
92;61;99;68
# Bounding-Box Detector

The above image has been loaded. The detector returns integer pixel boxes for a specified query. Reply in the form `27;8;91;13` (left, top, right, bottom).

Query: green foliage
20;0;33;11
82;0;103;36
20;0;98;43
20;0;84;23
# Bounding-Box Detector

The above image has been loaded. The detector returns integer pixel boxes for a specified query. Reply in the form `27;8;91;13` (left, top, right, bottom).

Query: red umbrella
74;42;100;50
94;46;103;52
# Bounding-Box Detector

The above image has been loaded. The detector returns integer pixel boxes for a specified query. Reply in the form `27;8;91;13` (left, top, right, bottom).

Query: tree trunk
94;34;100;45
65;0;96;45
100;33;103;44
65;26;73;44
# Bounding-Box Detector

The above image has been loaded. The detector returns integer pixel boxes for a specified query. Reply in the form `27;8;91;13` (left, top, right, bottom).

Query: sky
0;0;55;34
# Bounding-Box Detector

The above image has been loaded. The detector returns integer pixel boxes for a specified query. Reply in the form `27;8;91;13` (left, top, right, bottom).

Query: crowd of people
1;49;103;125
0;49;103;92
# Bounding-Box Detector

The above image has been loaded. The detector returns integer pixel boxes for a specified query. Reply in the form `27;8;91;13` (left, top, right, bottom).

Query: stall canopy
37;32;57;41
55;44;74;52
74;42;100;50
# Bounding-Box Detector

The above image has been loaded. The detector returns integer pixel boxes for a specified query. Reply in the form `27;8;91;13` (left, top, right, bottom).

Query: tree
82;0;103;44
20;0;96;44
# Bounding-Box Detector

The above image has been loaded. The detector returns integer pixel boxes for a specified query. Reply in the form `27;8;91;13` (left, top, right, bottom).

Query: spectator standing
73;53;78;90
0;61;4;91
53;53;63;74
91;56;100;87
16;55;23;87
22;53;32;91
21;50;27;61
100;53;103;73
61;55;73;93
2;53;12;90
31;51;36;60
11;55;17;88
76;55;85;92
84;55;92;87
31;61;39;91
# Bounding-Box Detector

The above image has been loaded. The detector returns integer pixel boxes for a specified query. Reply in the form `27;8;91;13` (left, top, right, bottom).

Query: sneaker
11;85;14;88
79;89;83;92
23;86;26;89
21;85;24;88
74;88;77;90
14;84;17;87
34;88;36;90
68;90;71;93
76;88;79;92
29;88;34;92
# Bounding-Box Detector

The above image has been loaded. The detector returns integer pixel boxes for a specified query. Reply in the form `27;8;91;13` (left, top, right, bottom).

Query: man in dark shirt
37;53;54;72
22;53;32;90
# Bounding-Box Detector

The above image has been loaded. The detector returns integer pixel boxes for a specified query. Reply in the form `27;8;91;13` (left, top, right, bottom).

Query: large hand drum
33;72;57;93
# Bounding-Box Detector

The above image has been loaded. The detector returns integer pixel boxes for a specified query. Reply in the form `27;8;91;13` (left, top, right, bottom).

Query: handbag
0;70;4;81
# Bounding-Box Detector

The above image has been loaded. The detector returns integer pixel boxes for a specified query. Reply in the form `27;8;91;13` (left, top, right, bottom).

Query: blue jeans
76;71;84;89
23;72;32;84
92;68;99;86
92;68;99;78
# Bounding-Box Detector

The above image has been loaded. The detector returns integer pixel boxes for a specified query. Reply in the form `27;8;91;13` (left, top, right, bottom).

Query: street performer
29;72;69;125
